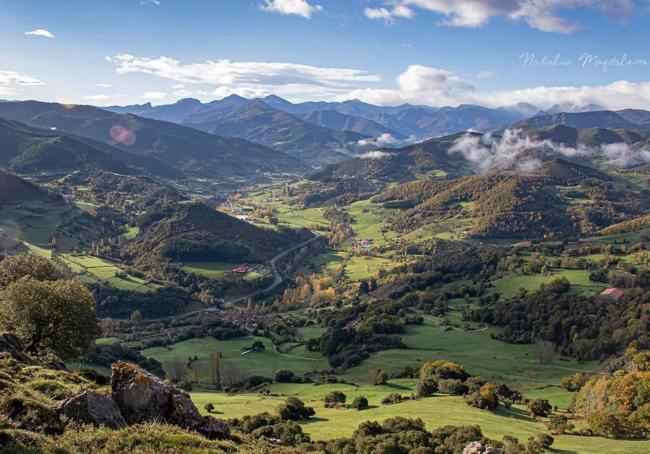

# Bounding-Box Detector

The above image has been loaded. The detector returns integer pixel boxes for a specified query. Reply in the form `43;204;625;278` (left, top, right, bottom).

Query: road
142;236;319;323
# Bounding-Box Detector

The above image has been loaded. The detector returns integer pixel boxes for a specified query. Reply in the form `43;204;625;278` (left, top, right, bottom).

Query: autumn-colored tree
574;371;650;439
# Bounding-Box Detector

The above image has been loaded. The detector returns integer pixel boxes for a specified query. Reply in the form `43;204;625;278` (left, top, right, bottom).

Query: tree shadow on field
300;417;329;425
493;406;535;422
551;450;578;454
383;383;411;391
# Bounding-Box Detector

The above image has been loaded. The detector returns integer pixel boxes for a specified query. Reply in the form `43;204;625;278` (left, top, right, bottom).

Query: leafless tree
169;357;188;383
220;362;251;388
535;339;556;365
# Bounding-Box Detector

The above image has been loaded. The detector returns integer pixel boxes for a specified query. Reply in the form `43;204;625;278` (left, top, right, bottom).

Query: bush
203;403;214;413
274;370;298;383
547;415;574;435
350;396;369;410
465;383;499;410
381;393;406;405
560;373;590;392
527;398;552;418
415;379;438;398
438;378;468;395
323;391;347;408
276;397;315;421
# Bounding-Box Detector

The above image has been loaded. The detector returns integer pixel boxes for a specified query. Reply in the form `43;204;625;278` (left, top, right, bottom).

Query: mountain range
0;101;304;182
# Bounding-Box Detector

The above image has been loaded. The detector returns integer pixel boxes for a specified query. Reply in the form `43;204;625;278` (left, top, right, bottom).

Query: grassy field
142;336;330;386
344;256;389;281
190;382;647;452
346;199;396;246
490;269;604;299
182;261;236;279
340;317;597;410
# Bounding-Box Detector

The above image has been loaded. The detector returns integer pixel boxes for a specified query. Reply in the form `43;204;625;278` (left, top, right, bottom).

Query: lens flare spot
109;124;136;146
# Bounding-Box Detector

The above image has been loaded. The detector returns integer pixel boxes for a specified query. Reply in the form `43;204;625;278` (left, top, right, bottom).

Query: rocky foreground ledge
56;361;230;439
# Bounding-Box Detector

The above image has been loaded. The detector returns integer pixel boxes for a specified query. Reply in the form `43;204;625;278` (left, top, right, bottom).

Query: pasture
190;382;647;453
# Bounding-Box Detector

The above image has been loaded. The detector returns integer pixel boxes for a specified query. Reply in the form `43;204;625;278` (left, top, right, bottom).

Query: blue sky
1;0;650;109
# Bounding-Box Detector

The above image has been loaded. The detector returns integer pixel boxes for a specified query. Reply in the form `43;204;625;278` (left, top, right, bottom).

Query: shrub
276;397;315;421
415;379;438;398
527;398;552;418
465;383;499;410
203;403;214;413
438;378;468;395
350;396;369;410
547;415;575;435
274;370;298;383
323;391;347;408
381;393;406;405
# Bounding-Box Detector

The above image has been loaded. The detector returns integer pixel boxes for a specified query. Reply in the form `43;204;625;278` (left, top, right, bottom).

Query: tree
535;339;556;365
527;398;552;418
351;396;369;410
323;391;347;408
0;277;98;360
204;403;215;413
371;369;389;385
277;397;315;420
251;340;265;352
0;254;61;289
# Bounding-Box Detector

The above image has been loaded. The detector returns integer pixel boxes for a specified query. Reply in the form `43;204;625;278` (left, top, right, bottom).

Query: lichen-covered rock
110;361;229;439
55;390;126;429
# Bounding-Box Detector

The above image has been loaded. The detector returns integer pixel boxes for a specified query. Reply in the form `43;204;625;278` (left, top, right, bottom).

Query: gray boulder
110;361;229;439
56;390;126;429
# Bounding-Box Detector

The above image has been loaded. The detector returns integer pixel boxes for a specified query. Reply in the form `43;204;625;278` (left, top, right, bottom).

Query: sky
1;0;650;109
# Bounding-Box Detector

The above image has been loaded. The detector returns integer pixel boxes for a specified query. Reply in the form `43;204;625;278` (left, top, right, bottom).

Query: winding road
143;236;319;323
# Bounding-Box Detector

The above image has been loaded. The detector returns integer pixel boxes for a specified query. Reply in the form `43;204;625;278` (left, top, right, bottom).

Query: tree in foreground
0;254;61;289
0;277;98;359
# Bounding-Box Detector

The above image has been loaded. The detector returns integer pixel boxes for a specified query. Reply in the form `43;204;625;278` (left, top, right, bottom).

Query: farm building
599;287;624;302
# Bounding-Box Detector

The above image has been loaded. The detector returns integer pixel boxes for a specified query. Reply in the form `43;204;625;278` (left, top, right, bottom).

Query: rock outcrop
55;390;126;429
0;333;36;365
110;361;229;439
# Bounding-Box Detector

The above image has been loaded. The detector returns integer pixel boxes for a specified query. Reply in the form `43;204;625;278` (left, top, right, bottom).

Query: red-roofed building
599;287;624;302
232;264;249;274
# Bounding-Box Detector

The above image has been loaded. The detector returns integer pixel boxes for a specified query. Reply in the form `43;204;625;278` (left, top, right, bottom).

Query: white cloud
360;150;394;159
108;54;380;101
84;93;125;101
261;0;322;19
0;70;44;95
347;64;650;111
448;129;650;173
365;0;634;33
365;5;414;23
25;29;55;39
96;83;113;88
142;91;168;100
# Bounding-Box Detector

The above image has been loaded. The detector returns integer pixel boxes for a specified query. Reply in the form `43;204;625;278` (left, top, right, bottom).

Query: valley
1;100;650;453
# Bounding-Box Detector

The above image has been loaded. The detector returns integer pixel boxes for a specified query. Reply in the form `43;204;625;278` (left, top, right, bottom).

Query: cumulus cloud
365;0;633;33
0;70;44;95
261;0;322;18
448;129;650;173
348;64;650;110
25;29;55;39
108;54;380;101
